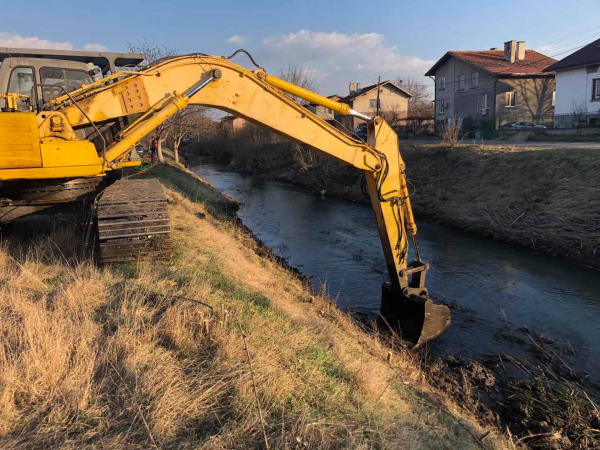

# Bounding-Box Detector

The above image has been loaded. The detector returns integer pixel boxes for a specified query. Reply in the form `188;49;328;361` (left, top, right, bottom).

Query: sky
1;0;599;95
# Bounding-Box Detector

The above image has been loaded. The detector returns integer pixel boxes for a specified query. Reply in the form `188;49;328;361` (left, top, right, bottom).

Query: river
192;161;600;379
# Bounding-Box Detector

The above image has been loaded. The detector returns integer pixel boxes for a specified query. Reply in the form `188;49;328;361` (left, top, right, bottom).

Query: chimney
356;82;361;93
516;41;526;60
349;82;356;94
504;40;517;62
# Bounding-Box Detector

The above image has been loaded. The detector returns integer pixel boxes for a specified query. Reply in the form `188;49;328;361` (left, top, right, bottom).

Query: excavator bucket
379;281;451;347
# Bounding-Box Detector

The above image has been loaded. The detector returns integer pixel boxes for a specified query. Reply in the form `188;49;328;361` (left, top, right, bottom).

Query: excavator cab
0;50;450;346
0;49;145;221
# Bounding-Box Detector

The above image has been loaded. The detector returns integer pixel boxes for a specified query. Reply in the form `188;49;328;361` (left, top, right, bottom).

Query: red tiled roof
425;50;556;76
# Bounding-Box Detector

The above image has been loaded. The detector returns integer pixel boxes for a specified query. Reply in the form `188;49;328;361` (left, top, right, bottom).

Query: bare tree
394;76;433;118
439;115;469;150
127;39;182;162
167;107;211;163
127;39;179;70
277;65;318;104
378;104;404;127
571;101;588;134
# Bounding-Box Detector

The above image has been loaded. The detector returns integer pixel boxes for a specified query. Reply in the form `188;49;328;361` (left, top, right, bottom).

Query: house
220;114;246;134
425;41;557;135
543;38;600;127
336;81;412;129
305;95;342;124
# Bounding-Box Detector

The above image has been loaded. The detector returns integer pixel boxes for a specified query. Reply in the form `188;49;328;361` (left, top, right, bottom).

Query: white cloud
226;35;247;44
259;30;435;94
0;32;106;52
0;32;73;50
83;43;108;52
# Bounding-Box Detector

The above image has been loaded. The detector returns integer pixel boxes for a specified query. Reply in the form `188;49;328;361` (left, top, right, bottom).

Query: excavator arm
46;53;451;345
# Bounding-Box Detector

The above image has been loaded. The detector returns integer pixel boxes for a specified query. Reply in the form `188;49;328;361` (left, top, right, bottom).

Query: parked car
352;123;368;141
135;144;145;156
501;121;547;130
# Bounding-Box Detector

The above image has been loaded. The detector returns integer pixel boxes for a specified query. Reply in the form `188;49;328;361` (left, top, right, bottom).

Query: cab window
40;67;92;102
7;66;35;110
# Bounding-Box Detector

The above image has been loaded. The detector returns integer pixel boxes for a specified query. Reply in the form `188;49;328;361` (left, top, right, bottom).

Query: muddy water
192;161;600;379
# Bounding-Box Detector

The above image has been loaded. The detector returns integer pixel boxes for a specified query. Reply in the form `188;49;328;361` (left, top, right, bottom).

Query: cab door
6;66;36;111
0;66;42;169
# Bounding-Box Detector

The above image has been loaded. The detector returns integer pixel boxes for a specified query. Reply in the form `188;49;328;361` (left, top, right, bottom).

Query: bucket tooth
96;178;171;263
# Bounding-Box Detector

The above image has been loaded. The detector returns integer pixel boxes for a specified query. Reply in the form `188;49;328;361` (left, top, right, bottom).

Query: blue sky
2;0;599;94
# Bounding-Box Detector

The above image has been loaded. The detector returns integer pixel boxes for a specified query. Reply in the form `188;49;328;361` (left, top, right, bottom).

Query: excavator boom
0;51;450;346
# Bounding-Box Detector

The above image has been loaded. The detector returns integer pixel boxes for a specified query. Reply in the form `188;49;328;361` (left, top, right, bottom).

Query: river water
192;161;600;379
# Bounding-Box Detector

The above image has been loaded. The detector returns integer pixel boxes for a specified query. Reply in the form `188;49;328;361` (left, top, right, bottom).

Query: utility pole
376;76;381;116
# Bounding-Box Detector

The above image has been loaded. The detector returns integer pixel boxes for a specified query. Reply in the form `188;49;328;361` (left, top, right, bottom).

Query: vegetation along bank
199;128;600;269
0;160;508;449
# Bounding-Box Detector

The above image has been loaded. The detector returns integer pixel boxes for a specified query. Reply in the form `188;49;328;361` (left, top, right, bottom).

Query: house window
457;74;465;91
506;91;517;108
471;72;479;88
439;77;446;90
593;79;600;101
369;99;380;109
438;99;446;114
552;91;556;107
479;93;489;110
325;108;333;115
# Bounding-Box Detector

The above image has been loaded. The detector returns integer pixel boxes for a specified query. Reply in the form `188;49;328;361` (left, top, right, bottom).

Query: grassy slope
402;144;600;267
0;162;506;449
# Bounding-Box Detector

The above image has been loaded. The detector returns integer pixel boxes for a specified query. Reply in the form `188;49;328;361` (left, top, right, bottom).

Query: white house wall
554;66;600;115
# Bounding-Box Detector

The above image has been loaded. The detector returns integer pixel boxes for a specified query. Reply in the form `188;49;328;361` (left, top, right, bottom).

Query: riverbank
203;140;600;269
0;161;503;448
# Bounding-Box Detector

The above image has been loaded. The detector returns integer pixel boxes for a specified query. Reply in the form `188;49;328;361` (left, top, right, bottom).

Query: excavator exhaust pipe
379;262;451;347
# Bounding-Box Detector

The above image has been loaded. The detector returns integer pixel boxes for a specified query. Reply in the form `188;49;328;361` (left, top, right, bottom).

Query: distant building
220;114;246;134
305;94;342;124
337;81;412;129
425;40;557;134
544;38;600;127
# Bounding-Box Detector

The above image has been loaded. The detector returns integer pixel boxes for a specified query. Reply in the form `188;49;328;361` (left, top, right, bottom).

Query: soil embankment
205;141;600;269
0;161;504;449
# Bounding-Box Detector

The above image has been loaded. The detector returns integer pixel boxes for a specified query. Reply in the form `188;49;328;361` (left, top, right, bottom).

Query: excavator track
97;178;171;263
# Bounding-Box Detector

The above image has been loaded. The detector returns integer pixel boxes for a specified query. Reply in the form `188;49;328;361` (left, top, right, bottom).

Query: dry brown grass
403;144;600;267
0;163;506;448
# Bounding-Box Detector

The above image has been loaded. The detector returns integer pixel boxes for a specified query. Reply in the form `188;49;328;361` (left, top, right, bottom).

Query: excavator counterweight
0;48;450;346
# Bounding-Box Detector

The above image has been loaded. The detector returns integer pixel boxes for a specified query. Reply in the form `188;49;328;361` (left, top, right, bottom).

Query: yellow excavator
0;48;450;346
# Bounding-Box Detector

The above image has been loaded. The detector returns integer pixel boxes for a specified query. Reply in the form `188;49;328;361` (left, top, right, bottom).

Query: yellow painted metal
0;93;30;110
0;53;446;342
37;112;78;141
263;74;352;116
120;77;151;114
364;118;410;290
104;93;189;166
39;140;101;168
53;55;416;290
58;56;380;171
0;165;103;180
0;139;102;180
0;113;42;169
116;160;143;168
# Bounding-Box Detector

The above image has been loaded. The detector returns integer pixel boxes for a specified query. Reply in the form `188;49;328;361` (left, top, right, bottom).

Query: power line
530;25;600;50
